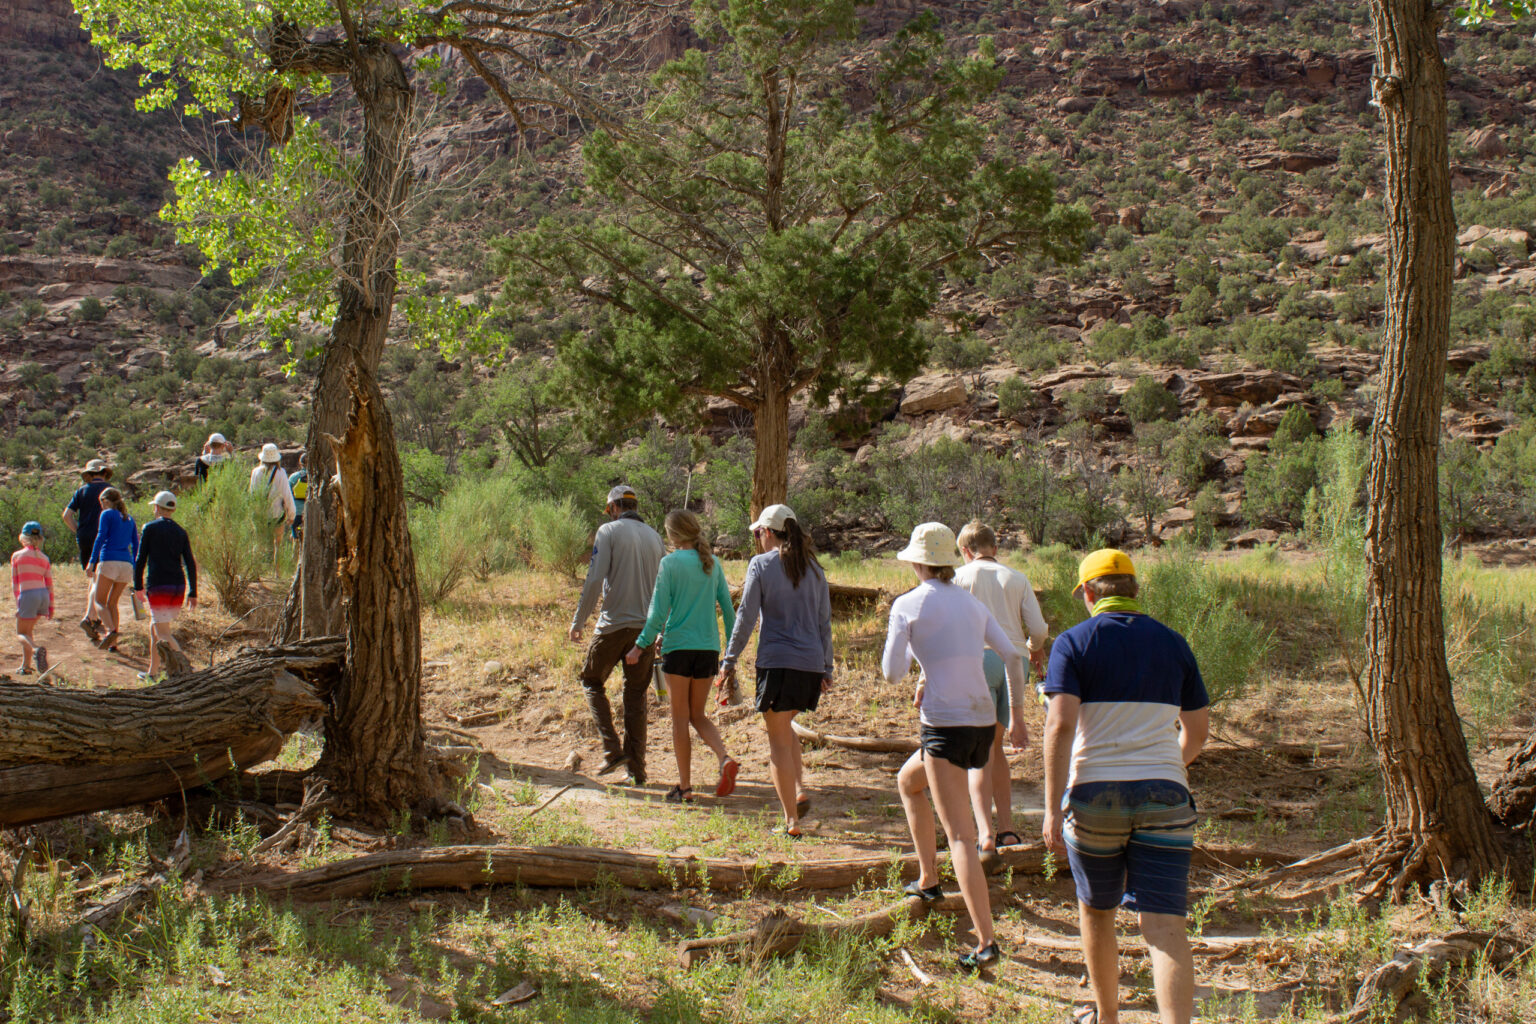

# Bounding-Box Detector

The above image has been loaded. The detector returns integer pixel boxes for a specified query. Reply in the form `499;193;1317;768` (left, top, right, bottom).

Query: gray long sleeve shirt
570;512;666;636
721;549;834;677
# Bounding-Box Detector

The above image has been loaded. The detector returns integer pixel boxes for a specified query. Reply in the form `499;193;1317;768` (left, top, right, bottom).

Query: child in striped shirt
11;521;54;675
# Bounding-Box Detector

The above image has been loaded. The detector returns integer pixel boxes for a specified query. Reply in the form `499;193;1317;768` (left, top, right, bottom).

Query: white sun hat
896;522;963;567
207;432;229;446
259;443;282;464
749;504;797;533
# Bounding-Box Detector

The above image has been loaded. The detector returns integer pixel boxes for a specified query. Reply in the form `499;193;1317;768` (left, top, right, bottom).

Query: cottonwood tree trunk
271;40;434;819
1361;0;1508;893
315;369;432;818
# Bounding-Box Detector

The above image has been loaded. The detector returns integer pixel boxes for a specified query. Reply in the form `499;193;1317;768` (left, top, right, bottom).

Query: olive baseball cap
1073;548;1135;596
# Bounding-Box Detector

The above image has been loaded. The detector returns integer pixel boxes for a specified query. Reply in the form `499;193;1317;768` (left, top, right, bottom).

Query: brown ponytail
774;517;822;588
665;509;713;575
99;487;127;517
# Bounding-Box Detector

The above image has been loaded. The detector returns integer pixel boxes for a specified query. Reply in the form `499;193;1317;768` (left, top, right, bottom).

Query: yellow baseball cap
1073;548;1135;596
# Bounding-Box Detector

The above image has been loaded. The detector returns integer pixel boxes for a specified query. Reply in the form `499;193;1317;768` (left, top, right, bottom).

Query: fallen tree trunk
0;639;338;826
218;842;1050;901
791;720;919;754
678;890;968;968
731;582;883;616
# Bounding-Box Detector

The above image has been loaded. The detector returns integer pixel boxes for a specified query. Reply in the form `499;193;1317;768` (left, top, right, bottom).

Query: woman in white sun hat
882;521;1029;972
249;444;295;560
719;504;832;838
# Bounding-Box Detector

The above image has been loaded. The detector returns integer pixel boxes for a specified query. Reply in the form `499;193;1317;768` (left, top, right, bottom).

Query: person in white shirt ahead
954;520;1048;855
882;522;1029;972
250;443;296;561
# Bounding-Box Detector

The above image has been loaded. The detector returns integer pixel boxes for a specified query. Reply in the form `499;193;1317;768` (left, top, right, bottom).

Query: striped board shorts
1062;779;1197;916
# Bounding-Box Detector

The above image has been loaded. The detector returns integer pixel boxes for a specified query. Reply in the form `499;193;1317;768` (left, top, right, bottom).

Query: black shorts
920;724;996;770
755;666;824;714
661;649;719;678
77;534;94;570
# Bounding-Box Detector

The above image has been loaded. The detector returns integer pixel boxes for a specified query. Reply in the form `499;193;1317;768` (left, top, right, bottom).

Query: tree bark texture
749;370;792;519
218;842;1050;901
311;368;432;821
277;41;414;643
0;640;338;826
1363;0;1505;888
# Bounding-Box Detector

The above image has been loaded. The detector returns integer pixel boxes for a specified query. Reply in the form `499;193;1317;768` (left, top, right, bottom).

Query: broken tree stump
0;638;339;826
1490;732;1536;831
218;842;1050;901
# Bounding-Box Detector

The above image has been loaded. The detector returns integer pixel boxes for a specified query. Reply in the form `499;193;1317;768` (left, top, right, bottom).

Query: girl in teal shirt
626;510;739;803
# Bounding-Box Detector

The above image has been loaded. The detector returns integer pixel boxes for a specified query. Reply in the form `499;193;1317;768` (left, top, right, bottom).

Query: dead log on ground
1490;733;1536;831
677;891;968;968
0;639;339;827
217;842;1049;901
730;582;883;616
792;720;919;754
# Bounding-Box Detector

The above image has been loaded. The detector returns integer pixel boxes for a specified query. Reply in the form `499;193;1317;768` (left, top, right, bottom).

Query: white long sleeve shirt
882;579;1028;728
953;558;1048;652
250;464;296;521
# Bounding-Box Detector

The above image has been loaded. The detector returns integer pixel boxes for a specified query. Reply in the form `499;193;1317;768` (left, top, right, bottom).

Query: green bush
997;376;1039;422
1242;406;1322;526
410;504;473;607
180;461;279;614
1120;377;1180;424
525;497;592;579
75;297;107;322
0;476;80;568
1140;552;1272;707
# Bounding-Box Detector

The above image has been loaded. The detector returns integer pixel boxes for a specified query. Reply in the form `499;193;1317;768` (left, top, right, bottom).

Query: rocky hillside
1;0;1533;550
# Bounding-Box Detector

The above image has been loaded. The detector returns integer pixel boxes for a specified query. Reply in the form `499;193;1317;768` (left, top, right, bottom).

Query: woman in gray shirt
719;504;833;837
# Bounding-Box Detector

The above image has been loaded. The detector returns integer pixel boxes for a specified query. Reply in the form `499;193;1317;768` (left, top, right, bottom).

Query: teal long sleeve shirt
636;549;735;654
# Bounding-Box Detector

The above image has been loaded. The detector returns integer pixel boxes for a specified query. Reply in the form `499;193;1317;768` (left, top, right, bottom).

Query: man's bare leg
1079;903;1122;1024
1140;911;1194;1024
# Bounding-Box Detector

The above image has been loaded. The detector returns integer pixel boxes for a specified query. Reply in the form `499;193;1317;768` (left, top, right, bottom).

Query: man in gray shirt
569;484;666;783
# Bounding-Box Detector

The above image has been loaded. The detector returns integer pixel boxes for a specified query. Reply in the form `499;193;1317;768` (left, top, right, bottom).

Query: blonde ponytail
665;509;713;575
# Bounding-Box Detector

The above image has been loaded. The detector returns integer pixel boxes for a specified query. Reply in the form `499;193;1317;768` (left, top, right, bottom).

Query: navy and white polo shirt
1042;610;1208;788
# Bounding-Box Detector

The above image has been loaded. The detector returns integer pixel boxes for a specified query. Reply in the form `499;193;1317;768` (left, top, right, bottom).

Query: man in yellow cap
1041;549;1209;1024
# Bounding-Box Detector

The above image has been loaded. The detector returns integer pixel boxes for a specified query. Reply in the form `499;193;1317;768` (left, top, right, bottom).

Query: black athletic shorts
755;666;824;714
661;649;719;678
920;723;996;770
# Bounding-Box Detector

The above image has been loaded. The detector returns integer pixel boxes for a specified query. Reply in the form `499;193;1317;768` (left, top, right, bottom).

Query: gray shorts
16;588;49;619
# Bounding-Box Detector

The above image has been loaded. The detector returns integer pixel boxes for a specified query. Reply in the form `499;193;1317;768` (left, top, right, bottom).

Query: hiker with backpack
249;444;296;561
11;522;54;676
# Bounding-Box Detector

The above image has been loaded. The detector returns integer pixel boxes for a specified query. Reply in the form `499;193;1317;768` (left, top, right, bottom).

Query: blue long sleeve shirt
89;509;139;565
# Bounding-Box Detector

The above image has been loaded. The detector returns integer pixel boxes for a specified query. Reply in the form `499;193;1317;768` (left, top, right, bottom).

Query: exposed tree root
1214;837;1370;892
1349;931;1518;1021
215;843;1050;901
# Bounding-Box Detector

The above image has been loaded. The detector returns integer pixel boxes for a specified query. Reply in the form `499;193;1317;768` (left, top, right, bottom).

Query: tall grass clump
1141;552;1273;707
1304;427;1370;695
179;462;279;614
524;497;591;578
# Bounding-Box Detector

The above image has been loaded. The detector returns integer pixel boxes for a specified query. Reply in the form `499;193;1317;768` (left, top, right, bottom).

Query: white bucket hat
259;443;282;464
207;432;229;446
150;490;177;510
749;504;797;533
897;522;962;567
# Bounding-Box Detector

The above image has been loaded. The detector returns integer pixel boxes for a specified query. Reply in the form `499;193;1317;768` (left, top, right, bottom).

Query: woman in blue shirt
86;487;138;652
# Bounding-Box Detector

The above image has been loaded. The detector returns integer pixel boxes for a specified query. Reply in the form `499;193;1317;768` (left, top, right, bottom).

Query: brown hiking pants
579;626;654;773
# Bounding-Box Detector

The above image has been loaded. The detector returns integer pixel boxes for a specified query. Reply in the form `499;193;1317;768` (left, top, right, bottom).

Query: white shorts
96;560;133;583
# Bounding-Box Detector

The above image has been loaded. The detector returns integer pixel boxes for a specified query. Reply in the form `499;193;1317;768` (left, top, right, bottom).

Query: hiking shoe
34;647;47;673
957;942;1001;971
596;753;629;777
98;630;120;651
79;618;101;643
902;880;944;902
715;758;740;798
664;785;694;804
626;765;647;786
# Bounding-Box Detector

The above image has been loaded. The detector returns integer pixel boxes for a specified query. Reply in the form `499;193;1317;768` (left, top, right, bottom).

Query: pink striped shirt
11;547;54;618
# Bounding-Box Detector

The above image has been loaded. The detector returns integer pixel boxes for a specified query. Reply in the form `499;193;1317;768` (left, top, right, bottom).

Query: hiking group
570;484;1210;1019
9;436;304;682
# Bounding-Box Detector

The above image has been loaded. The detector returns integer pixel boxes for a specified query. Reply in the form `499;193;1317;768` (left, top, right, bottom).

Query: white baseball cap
896;522;963;567
150;490;177;510
207;432;229;446
606;484;636;504
259;443;282;464
749;504;797;533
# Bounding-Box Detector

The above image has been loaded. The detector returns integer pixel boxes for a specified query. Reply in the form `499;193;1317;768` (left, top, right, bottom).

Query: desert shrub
1120;377;1180;424
0;476;79;567
179;461;275;614
997;376;1039;422
1161;412;1225;490
410;504;473;607
75;297;107;322
1230;318;1316;371
399;444;450;507
524;497;594;579
868;434;999;536
1189;483;1225;549
927;328;992;372
697;434;754;540
1242;406;1322;526
1140;552;1272;707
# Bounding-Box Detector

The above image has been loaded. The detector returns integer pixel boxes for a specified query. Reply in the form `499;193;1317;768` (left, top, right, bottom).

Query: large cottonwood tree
1360;0;1530;893
74;0;661;821
499;0;1086;515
